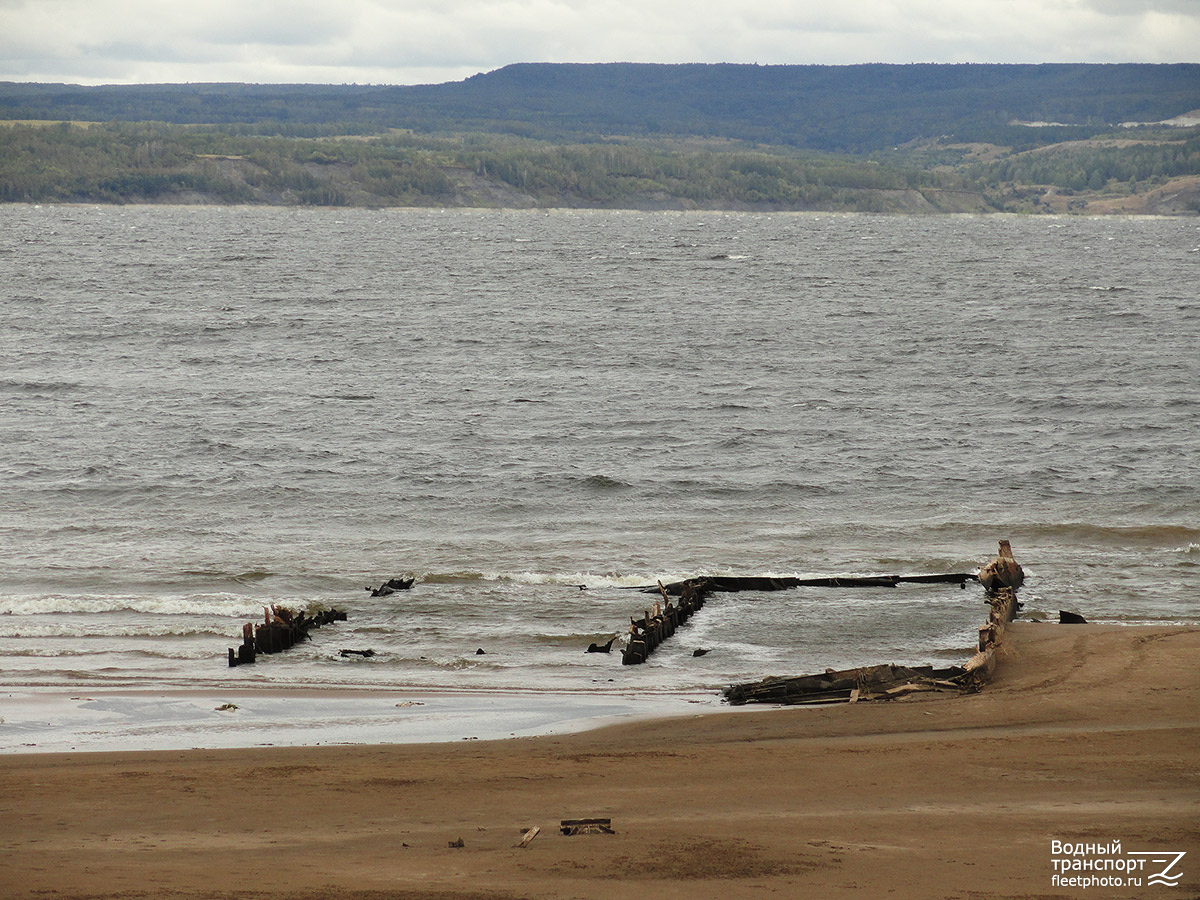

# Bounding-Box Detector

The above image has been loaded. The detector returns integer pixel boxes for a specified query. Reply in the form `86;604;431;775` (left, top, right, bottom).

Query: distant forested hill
4;64;1199;213
3;63;1199;152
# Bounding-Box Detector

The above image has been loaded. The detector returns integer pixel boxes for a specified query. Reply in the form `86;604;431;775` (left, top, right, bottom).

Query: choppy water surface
1;206;1197;695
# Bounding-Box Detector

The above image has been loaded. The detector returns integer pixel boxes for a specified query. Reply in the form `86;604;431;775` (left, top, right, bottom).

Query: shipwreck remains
367;575;416;597
724;540;1026;704
976;539;1024;592
620;566;979;665
622;580;707;664
724;662;967;705
227;605;347;667
652;572;975;594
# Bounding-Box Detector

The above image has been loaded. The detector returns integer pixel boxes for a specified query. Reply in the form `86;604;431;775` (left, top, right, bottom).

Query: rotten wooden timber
958;542;1026;689
367;575;415;597
622;579;705;665
724;663;966;705
961;588;1021;690
560;818;615;836
516;826;541;848
647;571;976;595
227;605;347;667
977;539;1024;592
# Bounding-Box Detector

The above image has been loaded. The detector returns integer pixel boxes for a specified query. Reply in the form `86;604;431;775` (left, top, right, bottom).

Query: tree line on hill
2;119;1198;212
3;63;1198;153
0;121;977;210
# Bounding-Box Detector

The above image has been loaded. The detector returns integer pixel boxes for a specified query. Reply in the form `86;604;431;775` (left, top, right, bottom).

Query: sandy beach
2;622;1197;900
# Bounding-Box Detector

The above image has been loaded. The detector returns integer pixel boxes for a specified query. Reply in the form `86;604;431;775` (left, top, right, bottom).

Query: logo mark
1128;851;1186;887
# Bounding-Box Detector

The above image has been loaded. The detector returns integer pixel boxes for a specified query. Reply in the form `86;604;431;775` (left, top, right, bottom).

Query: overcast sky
2;0;1197;86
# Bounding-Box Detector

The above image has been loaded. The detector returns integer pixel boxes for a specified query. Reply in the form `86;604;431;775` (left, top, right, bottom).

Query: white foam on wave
2;594;287;618
0;620;228;639
480;570;679;589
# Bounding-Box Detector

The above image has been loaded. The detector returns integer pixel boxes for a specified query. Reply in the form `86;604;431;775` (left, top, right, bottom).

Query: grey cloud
187;6;353;47
1082;0;1200;13
1;0;1198;85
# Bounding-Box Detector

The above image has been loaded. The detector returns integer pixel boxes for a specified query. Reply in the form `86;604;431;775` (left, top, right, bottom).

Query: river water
1;206;1197;712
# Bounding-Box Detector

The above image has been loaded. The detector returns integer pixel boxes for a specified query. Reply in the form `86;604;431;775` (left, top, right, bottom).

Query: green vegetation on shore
3;119;1198;214
0;121;986;211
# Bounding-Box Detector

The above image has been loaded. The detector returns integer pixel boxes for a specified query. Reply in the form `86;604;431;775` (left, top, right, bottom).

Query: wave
494;570;660;589
660;477;835;500
0;643;221;658
579;474;631;491
0;379;82;394
930;521;1200;547
530;632;625;646
232;570;277;584
407;567;959;590
1;595;276;618
417;570;672;589
499;472;636;495
0;621;230;638
1089;614;1200;625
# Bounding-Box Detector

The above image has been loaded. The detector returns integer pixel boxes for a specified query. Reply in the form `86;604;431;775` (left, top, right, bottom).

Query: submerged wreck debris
724;541;1026;704
647;571;977;595
227;605;347;667
622;579;707;665
367;575;415;597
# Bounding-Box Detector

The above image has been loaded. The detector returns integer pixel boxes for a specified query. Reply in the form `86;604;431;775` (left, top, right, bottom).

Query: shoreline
2;622;1197;899
6;199;1199;217
0;685;725;754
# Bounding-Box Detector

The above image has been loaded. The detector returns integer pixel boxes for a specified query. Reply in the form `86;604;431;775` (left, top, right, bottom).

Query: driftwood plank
560;818;614;835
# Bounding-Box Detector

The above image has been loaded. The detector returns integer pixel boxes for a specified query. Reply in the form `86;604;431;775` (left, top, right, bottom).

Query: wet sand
2;622;1198;900
0;687;721;753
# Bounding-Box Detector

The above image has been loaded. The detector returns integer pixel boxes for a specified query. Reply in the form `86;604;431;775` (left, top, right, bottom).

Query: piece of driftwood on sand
724;662;968;705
